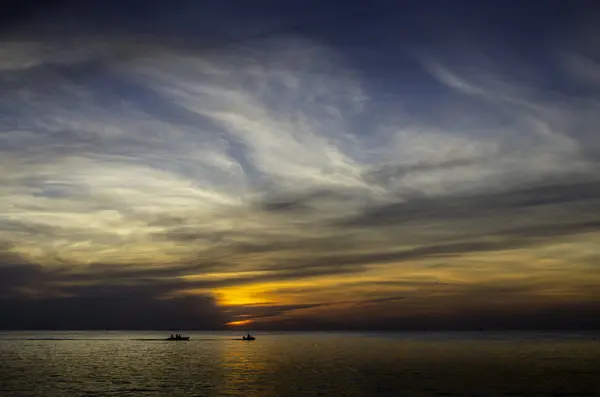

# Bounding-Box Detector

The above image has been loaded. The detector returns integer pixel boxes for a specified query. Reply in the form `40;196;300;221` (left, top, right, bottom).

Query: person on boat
170;334;174;339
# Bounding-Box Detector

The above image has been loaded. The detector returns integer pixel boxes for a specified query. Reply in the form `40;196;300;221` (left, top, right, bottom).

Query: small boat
166;334;189;341
242;333;255;341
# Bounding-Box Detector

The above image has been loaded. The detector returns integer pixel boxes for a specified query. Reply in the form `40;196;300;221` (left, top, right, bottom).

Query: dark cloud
493;220;600;240
56;262;370;293
150;178;600;286
0;294;223;331
3;177;599;330
363;157;490;188
0;248;377;330
226;303;324;322
338;179;600;228
235;231;584;277
0;256;224;330
0;264;45;297
0;250;355;299
250;301;600;331
226;295;412;325
255;187;364;214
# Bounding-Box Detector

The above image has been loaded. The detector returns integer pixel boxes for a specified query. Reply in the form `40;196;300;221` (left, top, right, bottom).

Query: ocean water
0;331;599;396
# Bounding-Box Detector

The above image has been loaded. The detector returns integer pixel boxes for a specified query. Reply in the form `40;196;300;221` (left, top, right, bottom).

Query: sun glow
226;319;254;326
214;289;274;306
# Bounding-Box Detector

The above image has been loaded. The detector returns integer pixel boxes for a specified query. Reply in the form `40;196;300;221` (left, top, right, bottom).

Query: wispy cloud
1;0;599;329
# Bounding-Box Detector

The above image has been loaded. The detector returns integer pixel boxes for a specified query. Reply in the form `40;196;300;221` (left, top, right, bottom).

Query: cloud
249;301;600;331
0;293;224;330
1;0;600;329
0;251;225;329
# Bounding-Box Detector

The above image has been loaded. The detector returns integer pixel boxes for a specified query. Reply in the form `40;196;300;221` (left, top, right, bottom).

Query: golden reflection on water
1;331;600;396
220;340;272;397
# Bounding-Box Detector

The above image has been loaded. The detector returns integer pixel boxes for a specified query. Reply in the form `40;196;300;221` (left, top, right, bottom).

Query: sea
0;330;599;396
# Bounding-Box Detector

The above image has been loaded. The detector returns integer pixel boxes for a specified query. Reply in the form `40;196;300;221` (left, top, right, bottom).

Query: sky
1;0;600;330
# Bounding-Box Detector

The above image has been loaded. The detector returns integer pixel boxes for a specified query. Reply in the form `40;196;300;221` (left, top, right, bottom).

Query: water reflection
0;331;599;396
220;339;271;397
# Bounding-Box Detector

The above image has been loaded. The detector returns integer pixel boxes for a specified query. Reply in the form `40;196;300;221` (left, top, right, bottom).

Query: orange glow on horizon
226;319;254;326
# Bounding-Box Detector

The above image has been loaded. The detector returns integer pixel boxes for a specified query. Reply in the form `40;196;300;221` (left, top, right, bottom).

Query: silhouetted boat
242;333;255;341
166;336;189;341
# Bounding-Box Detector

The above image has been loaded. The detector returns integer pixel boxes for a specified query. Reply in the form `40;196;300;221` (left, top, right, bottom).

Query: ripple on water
0;331;599;396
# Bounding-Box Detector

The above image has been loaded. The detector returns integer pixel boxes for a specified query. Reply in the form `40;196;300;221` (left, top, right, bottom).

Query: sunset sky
1;0;599;330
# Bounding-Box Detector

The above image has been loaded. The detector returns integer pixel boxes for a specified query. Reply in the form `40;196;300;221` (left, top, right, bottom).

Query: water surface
1;331;599;396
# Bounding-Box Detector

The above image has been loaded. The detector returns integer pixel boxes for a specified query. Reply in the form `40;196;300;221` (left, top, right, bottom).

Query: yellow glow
212;272;398;306
214;289;273;306
226;319;254;326
206;240;600;318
